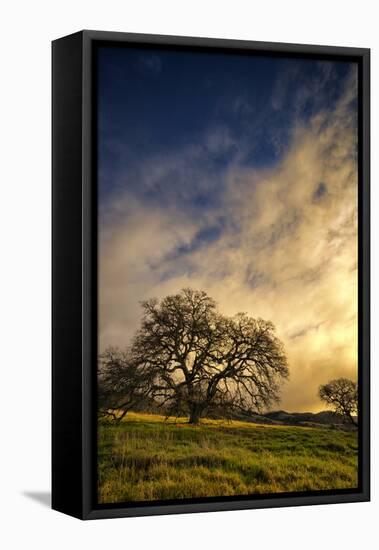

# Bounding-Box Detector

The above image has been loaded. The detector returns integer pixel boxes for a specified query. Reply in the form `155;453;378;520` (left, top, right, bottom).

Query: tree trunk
188;405;202;424
348;413;358;427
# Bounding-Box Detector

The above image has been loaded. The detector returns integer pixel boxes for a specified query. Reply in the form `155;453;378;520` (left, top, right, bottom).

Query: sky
97;45;358;413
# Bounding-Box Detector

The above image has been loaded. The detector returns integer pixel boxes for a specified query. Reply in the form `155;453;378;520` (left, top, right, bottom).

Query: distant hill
236;410;357;430
129;403;357;429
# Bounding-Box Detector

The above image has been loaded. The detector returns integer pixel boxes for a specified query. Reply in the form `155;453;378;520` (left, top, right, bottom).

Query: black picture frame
52;30;370;520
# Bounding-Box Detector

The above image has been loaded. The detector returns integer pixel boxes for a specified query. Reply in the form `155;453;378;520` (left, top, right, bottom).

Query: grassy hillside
98;412;358;504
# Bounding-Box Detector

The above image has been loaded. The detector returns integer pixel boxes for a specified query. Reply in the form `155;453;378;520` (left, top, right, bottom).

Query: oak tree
98;347;157;422
131;288;289;423
319;378;358;426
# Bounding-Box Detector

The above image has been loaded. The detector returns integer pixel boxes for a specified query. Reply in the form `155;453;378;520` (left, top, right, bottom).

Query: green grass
98;412;358;504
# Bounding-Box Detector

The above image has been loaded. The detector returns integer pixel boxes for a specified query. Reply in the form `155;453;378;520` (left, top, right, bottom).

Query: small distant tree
319;378;358;426
98;347;157;423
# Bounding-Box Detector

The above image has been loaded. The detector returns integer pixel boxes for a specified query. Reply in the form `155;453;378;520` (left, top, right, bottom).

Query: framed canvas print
52;30;370;520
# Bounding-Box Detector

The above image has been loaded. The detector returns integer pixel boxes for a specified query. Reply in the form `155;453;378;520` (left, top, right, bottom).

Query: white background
0;1;376;548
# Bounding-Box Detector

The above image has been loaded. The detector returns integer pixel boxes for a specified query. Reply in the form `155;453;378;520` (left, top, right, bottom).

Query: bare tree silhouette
98;348;156;423
319;378;358;426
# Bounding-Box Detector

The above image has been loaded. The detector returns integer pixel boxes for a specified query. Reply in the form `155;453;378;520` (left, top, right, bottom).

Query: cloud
99;126;237;220
99;66;358;413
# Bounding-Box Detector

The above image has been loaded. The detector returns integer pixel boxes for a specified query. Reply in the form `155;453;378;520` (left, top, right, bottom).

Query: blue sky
97;45;358;412
98;46;353;207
